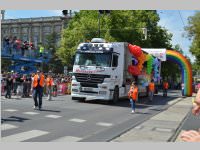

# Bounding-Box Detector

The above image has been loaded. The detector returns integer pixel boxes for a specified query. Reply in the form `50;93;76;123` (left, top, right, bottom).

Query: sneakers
38;106;42;111
131;110;135;113
33;106;38;110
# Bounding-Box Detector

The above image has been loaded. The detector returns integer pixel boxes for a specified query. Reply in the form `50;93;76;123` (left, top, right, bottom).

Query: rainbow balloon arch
127;44;192;97
166;50;192;96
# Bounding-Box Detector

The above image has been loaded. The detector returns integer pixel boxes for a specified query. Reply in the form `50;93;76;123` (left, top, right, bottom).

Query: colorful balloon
128;44;142;58
128;65;141;76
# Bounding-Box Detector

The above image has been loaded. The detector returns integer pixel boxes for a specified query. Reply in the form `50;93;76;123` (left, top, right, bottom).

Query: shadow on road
76;92;181;109
1;116;30;123
39;109;61;113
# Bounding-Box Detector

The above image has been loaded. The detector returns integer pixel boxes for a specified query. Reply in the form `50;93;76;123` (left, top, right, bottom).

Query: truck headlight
72;89;78;92
101;86;107;89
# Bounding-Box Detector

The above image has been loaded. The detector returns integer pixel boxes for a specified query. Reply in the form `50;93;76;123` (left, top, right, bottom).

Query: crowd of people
2;36;45;58
1;70;72;100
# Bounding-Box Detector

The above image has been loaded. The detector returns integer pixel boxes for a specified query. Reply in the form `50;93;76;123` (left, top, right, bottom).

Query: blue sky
4;10;197;62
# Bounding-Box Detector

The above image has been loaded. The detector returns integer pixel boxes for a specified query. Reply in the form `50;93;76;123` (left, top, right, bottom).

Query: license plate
82;87;93;91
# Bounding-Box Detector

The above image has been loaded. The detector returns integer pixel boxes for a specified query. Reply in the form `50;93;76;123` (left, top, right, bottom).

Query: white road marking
1;124;18;131
51;136;82;142
69;118;86;123
1;130;49;142
134;126;143;129
155;127;173;132
45;115;62;119
96;122;113;127
23;112;39;115
167;98;181;105
3;109;18;112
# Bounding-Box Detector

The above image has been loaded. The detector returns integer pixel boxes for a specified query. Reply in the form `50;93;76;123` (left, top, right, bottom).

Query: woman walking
128;82;138;113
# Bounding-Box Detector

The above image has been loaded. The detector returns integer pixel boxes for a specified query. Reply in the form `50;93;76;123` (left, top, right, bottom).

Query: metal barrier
1;80;72;97
57;82;71;95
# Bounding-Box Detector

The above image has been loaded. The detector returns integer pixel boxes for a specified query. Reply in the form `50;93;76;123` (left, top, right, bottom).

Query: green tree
185;11;200;66
44;32;64;73
57;10;173;66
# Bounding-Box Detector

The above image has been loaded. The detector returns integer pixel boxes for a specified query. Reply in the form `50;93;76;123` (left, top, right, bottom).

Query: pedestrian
26;75;32;97
46;74;53;101
32;70;45;110
39;45;44;57
148;79;155;102
180;88;200;142
5;74;13;99
128;82;138;113
52;76;58;97
21;74;28;98
163;80;169;97
30;73;35;97
181;82;185;96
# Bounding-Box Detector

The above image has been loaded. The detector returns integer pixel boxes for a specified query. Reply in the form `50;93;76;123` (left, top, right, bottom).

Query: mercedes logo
87;74;91;81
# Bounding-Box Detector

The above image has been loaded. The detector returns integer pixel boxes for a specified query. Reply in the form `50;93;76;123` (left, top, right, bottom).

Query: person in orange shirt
46;74;53;101
32;70;45;110
128;82;138;113
163;81;169;97
148;79;155;102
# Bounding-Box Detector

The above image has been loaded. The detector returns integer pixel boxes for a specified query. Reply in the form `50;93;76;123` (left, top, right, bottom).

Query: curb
110;96;187;142
167;108;191;142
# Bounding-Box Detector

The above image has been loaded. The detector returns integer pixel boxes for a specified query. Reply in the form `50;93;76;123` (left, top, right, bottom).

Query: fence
1;81;71;97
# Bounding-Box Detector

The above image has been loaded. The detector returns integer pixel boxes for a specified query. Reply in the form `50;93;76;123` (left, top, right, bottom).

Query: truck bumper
71;93;111;101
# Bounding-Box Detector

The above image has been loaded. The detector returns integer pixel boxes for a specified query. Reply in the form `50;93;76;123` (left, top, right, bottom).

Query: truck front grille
74;73;110;84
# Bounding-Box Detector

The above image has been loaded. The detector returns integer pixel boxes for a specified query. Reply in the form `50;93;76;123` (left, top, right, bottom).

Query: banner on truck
142;48;166;61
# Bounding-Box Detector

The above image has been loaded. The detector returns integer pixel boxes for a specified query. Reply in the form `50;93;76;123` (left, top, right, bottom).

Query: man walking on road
5;74;13;99
32;70;45;110
163;81;169;97
148;79;155;102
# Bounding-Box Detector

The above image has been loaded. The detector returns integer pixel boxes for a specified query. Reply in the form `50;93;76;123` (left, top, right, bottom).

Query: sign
142;48;166;61
64;66;68;75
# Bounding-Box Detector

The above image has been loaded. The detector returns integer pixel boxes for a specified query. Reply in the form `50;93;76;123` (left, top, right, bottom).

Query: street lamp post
98;10;111;38
98;12;101;38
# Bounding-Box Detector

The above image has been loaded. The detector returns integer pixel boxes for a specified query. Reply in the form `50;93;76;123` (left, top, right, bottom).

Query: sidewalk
112;96;193;142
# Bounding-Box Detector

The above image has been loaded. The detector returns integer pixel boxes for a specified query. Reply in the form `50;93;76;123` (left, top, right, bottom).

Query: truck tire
112;87;119;104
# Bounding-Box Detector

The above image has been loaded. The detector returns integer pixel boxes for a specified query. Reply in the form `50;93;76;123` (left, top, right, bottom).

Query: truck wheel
112;87;119;104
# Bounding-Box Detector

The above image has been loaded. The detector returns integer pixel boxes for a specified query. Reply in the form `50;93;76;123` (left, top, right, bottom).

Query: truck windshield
74;53;112;67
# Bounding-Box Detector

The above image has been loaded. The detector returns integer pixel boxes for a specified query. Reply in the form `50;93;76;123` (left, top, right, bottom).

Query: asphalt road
1;90;183;142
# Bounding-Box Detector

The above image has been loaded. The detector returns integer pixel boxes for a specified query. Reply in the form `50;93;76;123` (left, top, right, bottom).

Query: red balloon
128;65;141;76
128;44;142;58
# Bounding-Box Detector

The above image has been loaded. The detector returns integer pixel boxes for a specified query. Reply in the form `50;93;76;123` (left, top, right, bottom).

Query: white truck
71;38;149;103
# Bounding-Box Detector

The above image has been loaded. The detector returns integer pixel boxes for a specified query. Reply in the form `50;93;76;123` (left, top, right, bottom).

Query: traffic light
62;10;68;16
99;10;104;14
98;10;111;15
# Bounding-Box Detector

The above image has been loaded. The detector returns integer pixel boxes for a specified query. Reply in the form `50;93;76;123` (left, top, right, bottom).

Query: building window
43;26;51;33
11;28;18;33
32;26;40;33
55;25;61;32
22;34;28;42
22;27;28;33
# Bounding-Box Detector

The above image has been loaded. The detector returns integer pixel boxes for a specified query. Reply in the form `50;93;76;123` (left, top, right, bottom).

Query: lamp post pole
98;12;101;38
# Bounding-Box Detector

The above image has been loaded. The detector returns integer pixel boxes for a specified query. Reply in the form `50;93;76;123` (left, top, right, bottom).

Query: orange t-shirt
163;82;169;89
128;86;138;101
149;82;155;92
46;77;53;87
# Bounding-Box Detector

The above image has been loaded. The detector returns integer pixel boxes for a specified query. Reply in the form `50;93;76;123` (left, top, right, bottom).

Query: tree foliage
44;32;64;73
57;10;173;66
185;11;200;66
